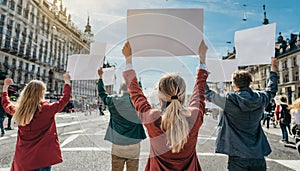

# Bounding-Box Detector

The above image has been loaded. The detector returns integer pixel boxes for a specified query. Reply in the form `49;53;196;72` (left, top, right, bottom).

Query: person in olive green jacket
97;68;146;171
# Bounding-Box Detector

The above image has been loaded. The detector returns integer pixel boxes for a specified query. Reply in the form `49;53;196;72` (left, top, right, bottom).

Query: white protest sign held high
90;42;107;56
102;67;115;86
66;42;106;80
127;8;203;57
206;59;237;83
234;23;276;66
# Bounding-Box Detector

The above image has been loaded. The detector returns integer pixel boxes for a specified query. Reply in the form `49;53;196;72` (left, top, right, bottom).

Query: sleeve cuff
125;64;133;71
198;64;208;71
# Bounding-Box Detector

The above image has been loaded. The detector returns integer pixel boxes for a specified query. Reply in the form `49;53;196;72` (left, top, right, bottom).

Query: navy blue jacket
205;71;278;158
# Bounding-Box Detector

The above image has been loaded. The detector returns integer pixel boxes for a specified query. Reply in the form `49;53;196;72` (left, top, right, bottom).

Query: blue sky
50;0;300;90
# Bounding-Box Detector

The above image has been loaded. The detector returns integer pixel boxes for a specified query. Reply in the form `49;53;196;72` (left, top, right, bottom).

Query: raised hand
199;40;208;64
122;42;132;64
271;57;279;72
4;78;13;86
63;72;71;84
98;68;103;78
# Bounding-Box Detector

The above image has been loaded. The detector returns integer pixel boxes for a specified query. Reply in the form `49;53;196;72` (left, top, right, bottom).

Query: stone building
0;0;98;100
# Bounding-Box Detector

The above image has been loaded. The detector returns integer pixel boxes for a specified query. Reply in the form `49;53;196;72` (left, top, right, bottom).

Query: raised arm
189;41;209;112
97;68;112;105
122;42;154;123
261;57;279;106
1;78;16;115
48;73;72;114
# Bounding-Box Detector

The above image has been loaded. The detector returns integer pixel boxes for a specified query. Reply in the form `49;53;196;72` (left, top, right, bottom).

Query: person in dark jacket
0;96;6;137
205;57;279;171
97;68;146;171
263;99;276;129
276;96;291;143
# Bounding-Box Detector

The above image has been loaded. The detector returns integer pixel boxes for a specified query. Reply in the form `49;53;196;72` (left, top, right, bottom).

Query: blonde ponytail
161;99;191;153
158;73;191;153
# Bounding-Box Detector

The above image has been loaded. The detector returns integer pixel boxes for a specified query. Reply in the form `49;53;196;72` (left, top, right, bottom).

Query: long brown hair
158;73;191;153
13;80;46;126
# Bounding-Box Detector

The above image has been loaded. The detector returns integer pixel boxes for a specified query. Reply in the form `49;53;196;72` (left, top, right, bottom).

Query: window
9;0;15;11
24;6;29;19
294;71;299;81
30;12;34;24
293;56;298;67
284;73;289;83
282;59;288;69
0;0;8;5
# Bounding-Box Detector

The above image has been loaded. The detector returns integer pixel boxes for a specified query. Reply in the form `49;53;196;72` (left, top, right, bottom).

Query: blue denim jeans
280;123;288;142
31;166;51;171
228;156;266;171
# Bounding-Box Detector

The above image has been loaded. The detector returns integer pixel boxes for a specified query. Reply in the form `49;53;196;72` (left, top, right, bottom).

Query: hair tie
171;96;178;100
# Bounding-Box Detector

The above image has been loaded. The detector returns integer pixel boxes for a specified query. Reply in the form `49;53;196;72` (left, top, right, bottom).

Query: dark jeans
0;117;4;134
32;166;51;171
263;116;270;129
280;123;288;142
228;156;266;171
6;114;12;128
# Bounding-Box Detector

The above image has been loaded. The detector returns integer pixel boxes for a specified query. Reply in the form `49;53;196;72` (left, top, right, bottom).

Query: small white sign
207;59;238;82
102;67;115;86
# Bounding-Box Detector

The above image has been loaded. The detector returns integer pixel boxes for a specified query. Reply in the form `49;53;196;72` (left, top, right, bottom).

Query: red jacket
1;84;71;171
123;69;207;171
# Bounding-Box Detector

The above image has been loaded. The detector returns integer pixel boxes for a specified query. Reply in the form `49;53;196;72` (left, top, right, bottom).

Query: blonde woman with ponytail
1;73;71;171
122;41;208;171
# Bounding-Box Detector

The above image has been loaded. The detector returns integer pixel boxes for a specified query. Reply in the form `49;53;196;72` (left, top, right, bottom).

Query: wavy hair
13;80;46;126
289;98;300;110
158;73;191;153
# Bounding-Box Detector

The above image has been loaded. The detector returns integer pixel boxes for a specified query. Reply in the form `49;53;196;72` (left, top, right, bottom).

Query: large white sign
234;23;276;66
66;42;106;80
127;8;204;57
206;59;238;82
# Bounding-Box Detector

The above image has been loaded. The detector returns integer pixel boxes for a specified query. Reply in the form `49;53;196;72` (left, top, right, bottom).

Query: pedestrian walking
98;68;146;171
0;96;6;137
275;96;292;143
1;73;71;171
205;57;279;171
121;40;208;171
263;99;276;129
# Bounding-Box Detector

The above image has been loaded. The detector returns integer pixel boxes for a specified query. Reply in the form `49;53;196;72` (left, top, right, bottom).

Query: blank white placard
67;54;104;80
207;59;238;83
127;8;203;57
102;67;115;86
90;42;107;56
234;23;276;66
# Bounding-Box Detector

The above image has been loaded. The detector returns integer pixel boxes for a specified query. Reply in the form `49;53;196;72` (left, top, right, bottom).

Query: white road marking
0;137;8;140
62;129;86;135
267;159;300;171
60;134;80;148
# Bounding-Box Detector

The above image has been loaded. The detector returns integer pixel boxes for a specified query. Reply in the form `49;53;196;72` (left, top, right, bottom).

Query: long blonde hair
13;80;46;126
158;73;191;153
289;98;300;110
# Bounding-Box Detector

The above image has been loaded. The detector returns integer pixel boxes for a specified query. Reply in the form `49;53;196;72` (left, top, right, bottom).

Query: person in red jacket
1;73;71;171
122;41;208;171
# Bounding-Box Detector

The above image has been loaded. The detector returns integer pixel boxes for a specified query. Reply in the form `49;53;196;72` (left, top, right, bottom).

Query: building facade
0;0;98;100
